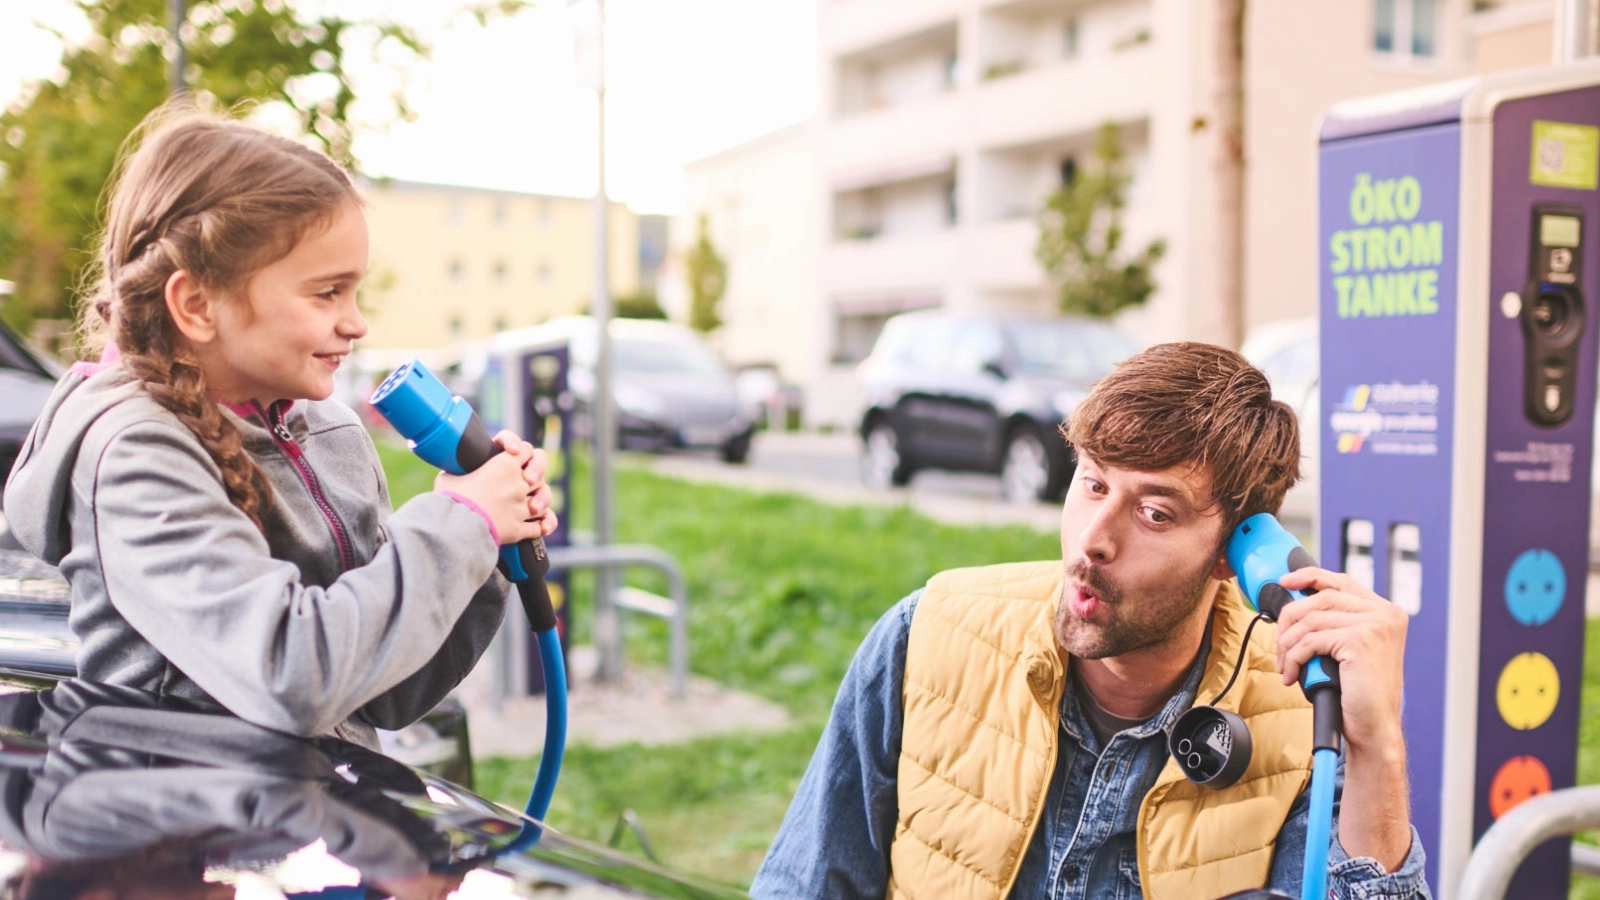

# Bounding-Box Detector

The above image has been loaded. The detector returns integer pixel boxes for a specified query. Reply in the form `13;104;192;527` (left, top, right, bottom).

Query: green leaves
685;213;726;334
1034;121;1167;319
0;0;434;336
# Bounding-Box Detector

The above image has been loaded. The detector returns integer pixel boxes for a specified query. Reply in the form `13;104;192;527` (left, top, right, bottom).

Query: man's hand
1274;567;1407;755
1275;566;1413;872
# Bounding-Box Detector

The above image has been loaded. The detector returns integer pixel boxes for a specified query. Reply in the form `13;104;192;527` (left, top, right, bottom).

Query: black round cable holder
1167;706;1252;789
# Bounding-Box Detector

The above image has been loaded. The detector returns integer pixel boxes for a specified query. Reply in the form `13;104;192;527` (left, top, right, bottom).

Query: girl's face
203;202;370;406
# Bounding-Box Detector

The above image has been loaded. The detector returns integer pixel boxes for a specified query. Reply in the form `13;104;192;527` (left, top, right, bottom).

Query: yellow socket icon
1496;652;1560;731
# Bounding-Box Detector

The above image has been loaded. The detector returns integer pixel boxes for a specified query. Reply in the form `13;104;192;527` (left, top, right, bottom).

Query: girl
1;104;554;748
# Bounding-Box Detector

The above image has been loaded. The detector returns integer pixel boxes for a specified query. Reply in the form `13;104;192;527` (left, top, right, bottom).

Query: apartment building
358;179;641;352
675;123;822;406
676;0;1558;427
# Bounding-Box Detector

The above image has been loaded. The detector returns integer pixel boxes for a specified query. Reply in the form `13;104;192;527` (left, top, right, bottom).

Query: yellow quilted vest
889;560;1313;900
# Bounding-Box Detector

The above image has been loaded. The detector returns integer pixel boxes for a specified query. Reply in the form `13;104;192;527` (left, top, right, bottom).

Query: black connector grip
455;411;557;634
1309;684;1343;754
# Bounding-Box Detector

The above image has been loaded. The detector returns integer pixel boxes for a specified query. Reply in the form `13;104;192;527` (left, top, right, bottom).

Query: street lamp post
584;0;622;683
168;0;186;95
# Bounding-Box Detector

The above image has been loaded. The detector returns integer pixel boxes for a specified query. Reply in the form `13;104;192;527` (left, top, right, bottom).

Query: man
751;343;1426;900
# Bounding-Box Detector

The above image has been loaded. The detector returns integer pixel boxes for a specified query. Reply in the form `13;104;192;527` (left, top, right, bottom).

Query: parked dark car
0;551;747;898
471;316;758;464
0;675;747;899
0;318;60;491
857;310;1140;504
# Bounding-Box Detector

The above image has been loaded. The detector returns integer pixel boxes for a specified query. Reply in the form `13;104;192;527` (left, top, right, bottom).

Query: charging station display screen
1540;214;1581;247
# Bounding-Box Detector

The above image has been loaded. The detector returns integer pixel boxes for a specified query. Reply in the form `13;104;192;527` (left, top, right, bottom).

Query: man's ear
164;269;218;344
1212;556;1235;582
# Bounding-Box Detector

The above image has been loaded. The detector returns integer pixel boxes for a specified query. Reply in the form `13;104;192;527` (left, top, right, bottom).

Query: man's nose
1077;502;1120;565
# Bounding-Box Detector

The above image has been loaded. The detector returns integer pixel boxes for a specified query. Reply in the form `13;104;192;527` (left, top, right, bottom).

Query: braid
113;242;275;531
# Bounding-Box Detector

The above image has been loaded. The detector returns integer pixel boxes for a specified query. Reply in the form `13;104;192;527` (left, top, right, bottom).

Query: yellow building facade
358;179;640;350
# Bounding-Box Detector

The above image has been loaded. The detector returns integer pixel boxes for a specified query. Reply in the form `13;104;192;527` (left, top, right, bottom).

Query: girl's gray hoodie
1;363;510;748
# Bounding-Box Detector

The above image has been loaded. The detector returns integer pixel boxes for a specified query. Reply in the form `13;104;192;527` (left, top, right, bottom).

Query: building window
493;199;508;226
493;260;508;284
448;197;464;227
493;315;507;332
538;198;552;226
1374;0;1436;59
448;259;464;282
1064;18;1080;60
944;175;959;226
537;261;552;284
449;314;464;337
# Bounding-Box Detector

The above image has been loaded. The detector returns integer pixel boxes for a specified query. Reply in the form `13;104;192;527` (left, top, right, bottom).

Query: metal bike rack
1458;786;1600;899
545;543;690;699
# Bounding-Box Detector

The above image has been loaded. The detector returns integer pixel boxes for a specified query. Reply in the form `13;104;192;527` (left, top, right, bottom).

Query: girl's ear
165;269;218;344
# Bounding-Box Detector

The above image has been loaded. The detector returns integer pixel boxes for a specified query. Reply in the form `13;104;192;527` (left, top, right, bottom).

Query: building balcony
970;41;1160;148
822;0;962;58
822;228;966;296
823;91;965;184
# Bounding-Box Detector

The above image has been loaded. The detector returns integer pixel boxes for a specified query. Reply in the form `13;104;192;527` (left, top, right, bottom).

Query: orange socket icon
1489;755;1552;820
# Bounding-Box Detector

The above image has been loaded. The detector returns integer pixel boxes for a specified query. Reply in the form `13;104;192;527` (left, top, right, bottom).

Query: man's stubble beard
1055;551;1217;661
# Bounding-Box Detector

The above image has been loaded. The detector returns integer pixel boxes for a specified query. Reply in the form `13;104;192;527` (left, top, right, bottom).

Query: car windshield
614;336;728;378
1005;320;1139;380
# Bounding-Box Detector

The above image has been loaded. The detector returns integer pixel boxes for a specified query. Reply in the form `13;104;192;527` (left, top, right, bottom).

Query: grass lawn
376;441;1059;886
377;442;1600;895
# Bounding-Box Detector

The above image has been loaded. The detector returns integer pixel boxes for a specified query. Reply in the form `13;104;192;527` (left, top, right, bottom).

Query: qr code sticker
1538;139;1567;175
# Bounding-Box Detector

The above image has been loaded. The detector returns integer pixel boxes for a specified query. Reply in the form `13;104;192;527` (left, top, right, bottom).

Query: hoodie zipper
256;401;355;572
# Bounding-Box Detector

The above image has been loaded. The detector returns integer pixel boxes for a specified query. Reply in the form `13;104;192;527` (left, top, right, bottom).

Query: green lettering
1374;273;1396;315
1336;276;1355;317
1418;270;1439;313
1387;225;1411;269
1352;275;1373;316
1396;271;1419;314
1412;221;1443;267
1366;228;1389;271
1331;231;1351;274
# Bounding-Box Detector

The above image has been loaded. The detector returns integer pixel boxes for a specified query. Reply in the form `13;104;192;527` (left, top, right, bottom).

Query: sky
0;0;818;214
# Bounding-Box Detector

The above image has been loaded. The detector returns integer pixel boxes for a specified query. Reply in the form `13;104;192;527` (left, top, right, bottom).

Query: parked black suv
0;318;59;488
857;310;1138;504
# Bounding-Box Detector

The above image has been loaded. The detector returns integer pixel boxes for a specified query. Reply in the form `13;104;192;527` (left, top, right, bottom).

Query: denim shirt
751;591;1431;900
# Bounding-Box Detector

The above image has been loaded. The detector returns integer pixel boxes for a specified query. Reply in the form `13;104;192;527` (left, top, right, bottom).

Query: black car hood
0;678;747;899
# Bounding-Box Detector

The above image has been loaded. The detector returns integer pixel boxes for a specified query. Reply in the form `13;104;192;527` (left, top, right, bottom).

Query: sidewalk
455;645;792;760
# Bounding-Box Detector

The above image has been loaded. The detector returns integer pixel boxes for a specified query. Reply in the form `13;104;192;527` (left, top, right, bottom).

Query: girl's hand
434;430;558;545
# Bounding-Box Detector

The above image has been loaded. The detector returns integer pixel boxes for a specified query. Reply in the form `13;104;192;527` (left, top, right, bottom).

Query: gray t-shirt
1072;674;1152;751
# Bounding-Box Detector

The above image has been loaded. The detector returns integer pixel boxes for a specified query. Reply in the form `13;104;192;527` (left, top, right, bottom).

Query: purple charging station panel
1320;80;1600;898
1471;85;1600;900
1320;121;1460;896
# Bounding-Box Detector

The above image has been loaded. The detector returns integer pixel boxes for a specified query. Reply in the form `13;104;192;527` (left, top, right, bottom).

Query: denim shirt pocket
1116;846;1143;900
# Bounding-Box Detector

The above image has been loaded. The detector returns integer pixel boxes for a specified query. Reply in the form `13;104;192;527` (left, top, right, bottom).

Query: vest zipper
256;401;355;572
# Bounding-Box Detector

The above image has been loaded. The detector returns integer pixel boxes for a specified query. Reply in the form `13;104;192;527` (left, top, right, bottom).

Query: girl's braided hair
80;102;359;530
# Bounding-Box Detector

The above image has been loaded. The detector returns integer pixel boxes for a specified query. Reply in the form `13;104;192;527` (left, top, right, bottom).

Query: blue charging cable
370;360;567;852
1228;514;1341;900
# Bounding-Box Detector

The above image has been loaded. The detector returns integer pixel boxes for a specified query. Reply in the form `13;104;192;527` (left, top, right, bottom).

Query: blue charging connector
1228;513;1340;900
370;361;566;853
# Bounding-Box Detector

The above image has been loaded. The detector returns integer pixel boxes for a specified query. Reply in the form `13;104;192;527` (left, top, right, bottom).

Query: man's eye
1145;507;1172;524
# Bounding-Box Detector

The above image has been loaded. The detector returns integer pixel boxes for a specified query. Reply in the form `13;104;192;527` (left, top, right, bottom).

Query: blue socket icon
1505;549;1565;627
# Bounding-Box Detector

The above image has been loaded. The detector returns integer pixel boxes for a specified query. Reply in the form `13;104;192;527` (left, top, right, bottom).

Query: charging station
474;333;575;695
1319;62;1600;898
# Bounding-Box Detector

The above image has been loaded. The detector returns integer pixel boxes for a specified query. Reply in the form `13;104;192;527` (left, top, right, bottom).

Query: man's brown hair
1063;342;1301;529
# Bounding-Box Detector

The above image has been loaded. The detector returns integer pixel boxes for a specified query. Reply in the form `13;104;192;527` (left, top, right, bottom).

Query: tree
583;292;666;320
0;0;454;337
683;213;726;333
1035;122;1166;319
